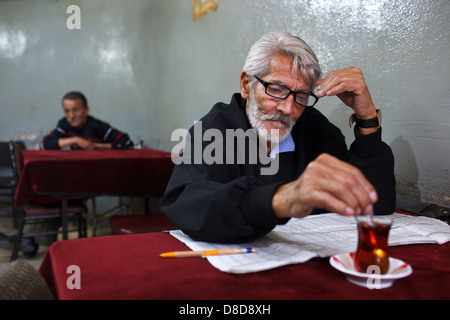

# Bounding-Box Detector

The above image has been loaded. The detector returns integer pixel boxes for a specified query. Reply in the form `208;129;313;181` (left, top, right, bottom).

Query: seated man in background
41;91;133;150
160;31;396;243
30;91;133;253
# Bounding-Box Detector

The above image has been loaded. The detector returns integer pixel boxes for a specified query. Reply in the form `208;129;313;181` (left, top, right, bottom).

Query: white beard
246;88;295;143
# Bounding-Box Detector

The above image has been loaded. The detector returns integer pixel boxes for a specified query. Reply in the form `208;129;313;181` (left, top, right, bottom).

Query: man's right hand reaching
271;153;378;219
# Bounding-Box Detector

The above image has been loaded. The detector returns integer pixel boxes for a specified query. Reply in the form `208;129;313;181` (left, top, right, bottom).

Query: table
39;229;450;301
14;149;174;238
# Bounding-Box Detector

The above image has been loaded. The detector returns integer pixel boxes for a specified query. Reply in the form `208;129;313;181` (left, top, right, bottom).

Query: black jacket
41;115;133;150
160;93;396;243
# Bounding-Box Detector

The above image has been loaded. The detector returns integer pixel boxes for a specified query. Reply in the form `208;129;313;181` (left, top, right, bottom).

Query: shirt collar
269;133;295;159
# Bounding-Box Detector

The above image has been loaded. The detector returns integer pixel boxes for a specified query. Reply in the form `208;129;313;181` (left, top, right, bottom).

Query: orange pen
160;247;255;258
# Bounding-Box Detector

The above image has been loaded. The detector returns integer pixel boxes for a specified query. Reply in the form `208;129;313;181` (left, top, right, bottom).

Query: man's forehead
63;98;84;107
267;54;309;87
268;53;304;81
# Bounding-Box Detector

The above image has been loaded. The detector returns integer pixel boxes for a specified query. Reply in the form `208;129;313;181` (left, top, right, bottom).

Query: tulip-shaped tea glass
354;215;392;274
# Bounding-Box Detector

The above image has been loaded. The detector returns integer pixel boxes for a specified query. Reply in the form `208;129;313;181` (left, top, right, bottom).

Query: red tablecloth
14;149;174;208
39;231;450;300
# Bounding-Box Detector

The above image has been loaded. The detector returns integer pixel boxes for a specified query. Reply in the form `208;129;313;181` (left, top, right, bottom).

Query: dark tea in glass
354;215;392;274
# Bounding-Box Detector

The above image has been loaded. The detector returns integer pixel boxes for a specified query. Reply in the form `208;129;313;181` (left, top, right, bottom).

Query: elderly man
41;91;133;150
160;32;395;243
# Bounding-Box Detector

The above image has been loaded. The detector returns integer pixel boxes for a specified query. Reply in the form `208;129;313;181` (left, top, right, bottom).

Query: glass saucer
329;252;412;289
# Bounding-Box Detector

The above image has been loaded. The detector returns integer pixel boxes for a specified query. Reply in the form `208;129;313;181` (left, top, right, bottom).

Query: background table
39;229;450;300
13;149;174;239
14;149;174;208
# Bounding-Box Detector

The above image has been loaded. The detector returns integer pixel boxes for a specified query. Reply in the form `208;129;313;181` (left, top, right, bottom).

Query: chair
109;214;177;235
0;142;14;194
0;141;25;227
9;142;88;261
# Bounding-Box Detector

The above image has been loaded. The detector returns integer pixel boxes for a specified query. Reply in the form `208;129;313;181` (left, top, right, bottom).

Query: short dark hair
62;91;88;108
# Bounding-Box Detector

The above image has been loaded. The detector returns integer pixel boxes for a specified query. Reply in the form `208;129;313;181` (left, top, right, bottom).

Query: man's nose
277;93;295;115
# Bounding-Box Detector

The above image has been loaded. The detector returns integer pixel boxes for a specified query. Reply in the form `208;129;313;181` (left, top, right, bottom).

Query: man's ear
240;72;251;100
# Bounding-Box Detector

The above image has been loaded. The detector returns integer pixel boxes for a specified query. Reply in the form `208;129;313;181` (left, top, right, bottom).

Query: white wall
1;0;449;207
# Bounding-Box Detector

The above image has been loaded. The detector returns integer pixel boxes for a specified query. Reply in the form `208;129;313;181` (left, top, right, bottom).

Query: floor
0;198;124;272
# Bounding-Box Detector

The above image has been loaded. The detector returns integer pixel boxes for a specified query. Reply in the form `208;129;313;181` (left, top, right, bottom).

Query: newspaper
169;213;450;274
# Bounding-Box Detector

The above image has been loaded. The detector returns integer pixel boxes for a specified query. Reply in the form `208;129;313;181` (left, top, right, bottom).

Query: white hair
242;32;322;90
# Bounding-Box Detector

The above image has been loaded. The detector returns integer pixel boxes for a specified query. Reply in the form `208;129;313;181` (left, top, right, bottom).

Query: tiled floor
0;196;160;274
0;199;118;272
0;208;48;270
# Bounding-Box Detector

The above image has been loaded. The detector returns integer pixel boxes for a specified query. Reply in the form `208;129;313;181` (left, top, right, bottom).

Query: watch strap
349;109;381;128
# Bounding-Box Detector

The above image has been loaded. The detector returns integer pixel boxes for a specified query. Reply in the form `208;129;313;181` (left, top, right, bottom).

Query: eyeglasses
254;75;319;107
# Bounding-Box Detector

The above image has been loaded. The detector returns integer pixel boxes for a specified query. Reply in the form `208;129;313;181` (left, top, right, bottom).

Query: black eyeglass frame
253;75;319;108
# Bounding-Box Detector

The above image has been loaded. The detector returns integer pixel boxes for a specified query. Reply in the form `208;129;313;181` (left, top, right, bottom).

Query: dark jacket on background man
41;115;133;150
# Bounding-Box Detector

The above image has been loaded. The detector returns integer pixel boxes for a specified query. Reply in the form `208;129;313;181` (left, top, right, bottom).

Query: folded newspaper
169;213;450;274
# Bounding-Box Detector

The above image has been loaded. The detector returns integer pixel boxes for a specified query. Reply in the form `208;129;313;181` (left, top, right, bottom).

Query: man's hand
316;67;377;121
58;136;111;150
73;137;96;150
272;153;378;219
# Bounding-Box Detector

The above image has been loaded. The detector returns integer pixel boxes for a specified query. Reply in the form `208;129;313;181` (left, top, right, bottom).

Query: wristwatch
349;109;381;128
